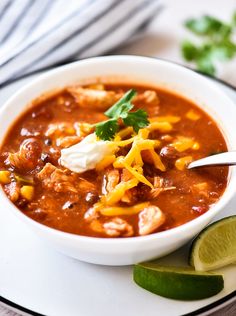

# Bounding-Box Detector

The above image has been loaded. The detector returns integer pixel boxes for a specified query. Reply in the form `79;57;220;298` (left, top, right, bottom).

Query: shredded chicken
67;86;122;110
84;207;100;222
103;218;134;237
121;168;133;182
7;138;41;170
135;90;159;104
37;163;78;193
5;182;20;202
138;205;165;235
102;169;120;194
119;169;138;204
90;220;104;233
77;178;97;193
191;182;210;199
57;136;82;148
148;176;176;199
45;122;75;138
37;163;97;195
74;122;94;137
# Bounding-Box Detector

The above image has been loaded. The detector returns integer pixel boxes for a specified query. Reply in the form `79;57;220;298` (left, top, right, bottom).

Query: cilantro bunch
95;89;149;141
181;12;236;76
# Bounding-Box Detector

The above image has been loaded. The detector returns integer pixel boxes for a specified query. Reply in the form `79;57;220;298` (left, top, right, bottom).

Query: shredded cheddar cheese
102;178;139;205
121;161;153;189
148;148;166;171
96;155;116;171
98;202;150;216
115;126;133;140
114;137;136;147
92;115;188;213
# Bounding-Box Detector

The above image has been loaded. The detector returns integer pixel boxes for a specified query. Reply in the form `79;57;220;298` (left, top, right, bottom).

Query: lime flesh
133;263;224;300
190;216;236;271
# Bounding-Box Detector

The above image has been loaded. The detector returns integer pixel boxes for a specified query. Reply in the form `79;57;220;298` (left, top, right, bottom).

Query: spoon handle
188;151;236;169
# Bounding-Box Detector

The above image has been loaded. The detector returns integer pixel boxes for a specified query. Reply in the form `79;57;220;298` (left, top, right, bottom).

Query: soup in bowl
0;56;235;265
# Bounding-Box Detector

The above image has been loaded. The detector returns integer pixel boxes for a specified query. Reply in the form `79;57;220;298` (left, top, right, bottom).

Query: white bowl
1;56;236;266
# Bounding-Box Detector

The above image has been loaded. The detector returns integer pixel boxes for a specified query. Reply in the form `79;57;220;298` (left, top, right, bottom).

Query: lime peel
133;263;224;300
190;216;236;271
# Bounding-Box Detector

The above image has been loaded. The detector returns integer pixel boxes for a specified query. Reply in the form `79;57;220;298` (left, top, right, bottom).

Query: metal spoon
188;151;236;169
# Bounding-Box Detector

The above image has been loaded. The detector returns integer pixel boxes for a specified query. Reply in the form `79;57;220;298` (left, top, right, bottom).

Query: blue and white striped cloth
0;0;161;85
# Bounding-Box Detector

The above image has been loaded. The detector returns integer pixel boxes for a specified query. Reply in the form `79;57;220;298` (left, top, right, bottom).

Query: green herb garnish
95;89;149;140
181;13;236;76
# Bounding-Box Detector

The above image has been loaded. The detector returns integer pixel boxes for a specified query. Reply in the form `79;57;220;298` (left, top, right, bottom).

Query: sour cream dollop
60;133;117;173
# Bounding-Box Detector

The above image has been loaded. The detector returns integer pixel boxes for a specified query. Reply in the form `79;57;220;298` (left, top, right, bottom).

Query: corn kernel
171;136;195;152
149;121;173;132
186;110;201;121
20;185;34;201
150;116;181;123
192;142;200;150
175;156;193;170
192;182;208;191
0;171;11;184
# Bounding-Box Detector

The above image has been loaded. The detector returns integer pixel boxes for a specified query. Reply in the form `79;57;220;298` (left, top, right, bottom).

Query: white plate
0;68;236;316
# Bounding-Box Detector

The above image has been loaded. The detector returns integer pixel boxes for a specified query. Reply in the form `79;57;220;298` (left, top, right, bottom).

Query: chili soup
0;83;228;238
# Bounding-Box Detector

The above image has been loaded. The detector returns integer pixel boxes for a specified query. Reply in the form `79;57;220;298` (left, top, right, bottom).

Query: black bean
44;138;52;146
85;192;99;204
160;146;178;159
33;208;48;220
62;201;75;210
41;153;50;163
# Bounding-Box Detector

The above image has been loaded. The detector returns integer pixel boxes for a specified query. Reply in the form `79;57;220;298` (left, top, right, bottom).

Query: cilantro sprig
95;89;149;140
181;13;236;76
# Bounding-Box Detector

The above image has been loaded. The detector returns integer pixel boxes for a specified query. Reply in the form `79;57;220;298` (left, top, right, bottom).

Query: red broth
0;83;228;237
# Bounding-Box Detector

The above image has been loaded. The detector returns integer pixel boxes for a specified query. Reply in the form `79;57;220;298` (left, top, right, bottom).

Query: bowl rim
1;55;236;244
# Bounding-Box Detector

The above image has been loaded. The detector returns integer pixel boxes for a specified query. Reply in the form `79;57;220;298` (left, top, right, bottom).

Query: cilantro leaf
95;89;149;140
95;118;119;141
182;13;236;76
185;16;229;36
122;109;149;133
197;57;215;76
181;41;200;61
105;89;136;118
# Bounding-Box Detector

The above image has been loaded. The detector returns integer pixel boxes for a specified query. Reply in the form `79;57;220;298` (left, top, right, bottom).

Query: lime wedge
190;216;236;271
133;263;224;300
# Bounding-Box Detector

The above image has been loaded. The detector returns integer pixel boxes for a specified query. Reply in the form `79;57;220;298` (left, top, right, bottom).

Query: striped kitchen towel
0;0;162;85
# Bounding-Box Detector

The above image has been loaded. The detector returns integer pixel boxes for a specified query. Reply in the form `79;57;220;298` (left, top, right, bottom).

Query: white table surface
117;0;236;87
1;0;236;315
